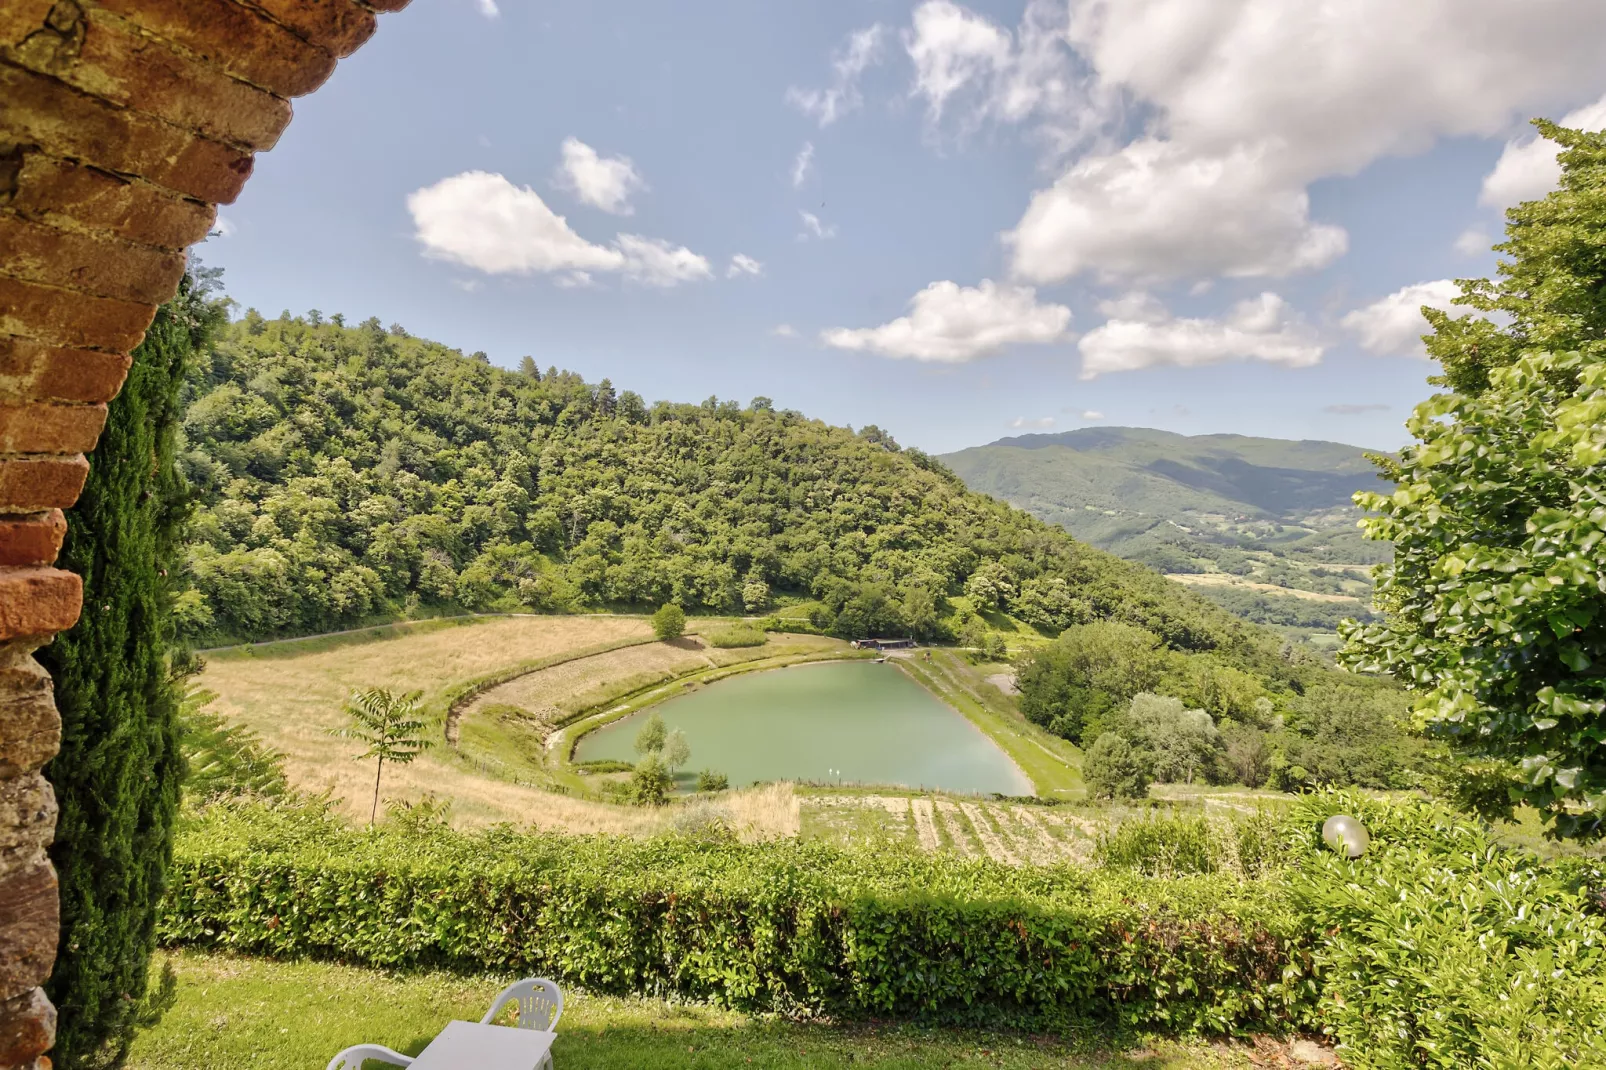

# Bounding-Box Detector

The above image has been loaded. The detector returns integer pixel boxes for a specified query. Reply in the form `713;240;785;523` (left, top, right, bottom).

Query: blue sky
202;0;1606;455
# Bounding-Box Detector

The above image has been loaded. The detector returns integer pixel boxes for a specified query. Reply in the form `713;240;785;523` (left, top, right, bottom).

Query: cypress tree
40;274;223;1067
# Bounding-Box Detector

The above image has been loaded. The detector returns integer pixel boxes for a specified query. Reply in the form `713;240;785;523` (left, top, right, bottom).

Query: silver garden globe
1321;814;1369;859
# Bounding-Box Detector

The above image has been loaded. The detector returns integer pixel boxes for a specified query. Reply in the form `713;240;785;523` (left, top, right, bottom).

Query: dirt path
910;797;940;850
984;672;1018;695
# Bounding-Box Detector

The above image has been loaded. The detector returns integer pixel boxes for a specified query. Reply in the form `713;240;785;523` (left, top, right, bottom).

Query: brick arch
0;2;408;1063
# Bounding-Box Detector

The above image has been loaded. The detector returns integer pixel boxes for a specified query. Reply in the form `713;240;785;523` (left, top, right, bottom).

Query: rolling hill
940;427;1394;642
177;313;1309;680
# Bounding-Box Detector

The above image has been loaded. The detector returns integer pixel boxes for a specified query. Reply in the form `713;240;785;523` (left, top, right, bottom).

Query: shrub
42;279;222;1068
629;756;673;806
1083;733;1151;800
161;802;1313;1034
651;603;686;641
574;759;634;775
696;769;730;792
1285;790;1606;1068
708;624;766;648
1096;813;1218;877
668;799;737;842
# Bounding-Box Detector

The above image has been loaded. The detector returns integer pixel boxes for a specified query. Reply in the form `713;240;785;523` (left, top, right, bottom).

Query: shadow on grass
128;951;1257;1070
541;1021;1214;1070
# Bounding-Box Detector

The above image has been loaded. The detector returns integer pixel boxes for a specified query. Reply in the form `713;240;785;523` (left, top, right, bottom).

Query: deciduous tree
332;688;432;824
1343;122;1606;839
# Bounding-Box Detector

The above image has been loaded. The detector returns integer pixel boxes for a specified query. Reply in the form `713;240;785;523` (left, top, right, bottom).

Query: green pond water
573;660;1033;795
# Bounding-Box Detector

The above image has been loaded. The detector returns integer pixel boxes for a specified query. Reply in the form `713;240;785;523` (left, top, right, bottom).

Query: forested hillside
942;428;1390;640
177;312;1262;661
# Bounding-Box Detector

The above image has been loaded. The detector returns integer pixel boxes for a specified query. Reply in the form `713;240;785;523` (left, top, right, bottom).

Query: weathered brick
0;275;155;353
245;0;378;58
0;64;254;205
1;4;294;151
0;568;81;641
0;214;187;305
0;458;90;513
0;405;106;455
0;512;66;570
4;151;217;250
95;0;338;98
0;657;60;779
0;337;132;405
0;861;58;1001
0;986;54;1067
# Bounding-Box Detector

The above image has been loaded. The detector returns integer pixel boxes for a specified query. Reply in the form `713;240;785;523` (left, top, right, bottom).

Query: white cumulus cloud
906;1;1012;121
1079;409;1105;420
798;211;837;241
407;171;709;288
1002;0;1606;284
792;142;815;188
554;138;646;215
1078;293;1322;379
771;324;798;338
787;25;887;127
1009;416;1057;429
1454;228;1493;257
1009;140;1347;284
822;279;1071;363
475;0;498;17
1480;93;1606;208
409;171;626;275
1341;280;1470;357
905;0;1098;151
727;254;763;278
615;235;713;288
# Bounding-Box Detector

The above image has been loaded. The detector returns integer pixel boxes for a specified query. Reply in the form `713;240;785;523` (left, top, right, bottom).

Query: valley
941;428;1392;645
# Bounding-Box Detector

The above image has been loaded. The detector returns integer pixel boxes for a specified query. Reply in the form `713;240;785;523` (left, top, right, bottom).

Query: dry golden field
198;615;826;835
200;615;653;825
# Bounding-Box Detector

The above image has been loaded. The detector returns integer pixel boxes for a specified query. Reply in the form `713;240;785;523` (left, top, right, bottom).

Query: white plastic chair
482;976;564;1031
324;1042;413;1069
482;978;563;1070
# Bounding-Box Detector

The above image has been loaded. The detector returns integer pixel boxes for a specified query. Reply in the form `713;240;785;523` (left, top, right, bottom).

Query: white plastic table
408;1020;556;1069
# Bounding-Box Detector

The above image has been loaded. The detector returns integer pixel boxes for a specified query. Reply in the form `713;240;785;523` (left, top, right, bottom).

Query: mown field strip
910;797;940;850
959;801;1020;865
934;800;978;856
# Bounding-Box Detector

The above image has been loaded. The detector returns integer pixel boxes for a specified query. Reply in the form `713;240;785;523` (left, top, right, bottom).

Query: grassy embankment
892;648;1082;797
127;951;1267;1070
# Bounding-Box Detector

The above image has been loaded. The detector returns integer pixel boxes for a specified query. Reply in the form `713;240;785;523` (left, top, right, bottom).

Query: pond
573;660;1032;795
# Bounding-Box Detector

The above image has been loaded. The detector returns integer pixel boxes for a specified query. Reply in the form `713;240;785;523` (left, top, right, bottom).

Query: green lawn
129;952;1257;1070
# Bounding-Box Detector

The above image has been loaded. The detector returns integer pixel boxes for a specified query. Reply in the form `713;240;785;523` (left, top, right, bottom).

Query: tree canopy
1342;121;1606;839
177;311;1259;655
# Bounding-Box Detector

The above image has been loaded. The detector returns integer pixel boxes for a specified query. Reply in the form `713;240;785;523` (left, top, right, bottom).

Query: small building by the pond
852;638;917;651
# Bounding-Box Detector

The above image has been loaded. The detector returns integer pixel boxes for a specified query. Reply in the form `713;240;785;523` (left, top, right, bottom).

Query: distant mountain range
940;427;1394;643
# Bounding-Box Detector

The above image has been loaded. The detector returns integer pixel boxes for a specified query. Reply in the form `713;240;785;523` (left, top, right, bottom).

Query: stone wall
0;2;405;1064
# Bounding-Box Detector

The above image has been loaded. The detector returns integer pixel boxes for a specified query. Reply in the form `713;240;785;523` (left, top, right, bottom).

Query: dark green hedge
160;803;1313;1035
41;278;222;1068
